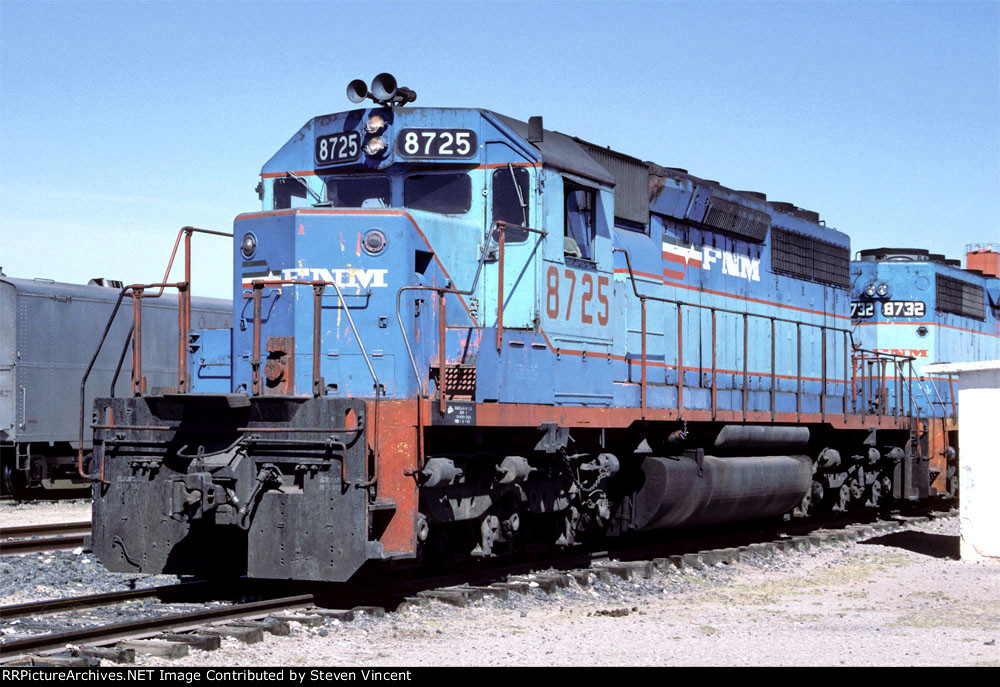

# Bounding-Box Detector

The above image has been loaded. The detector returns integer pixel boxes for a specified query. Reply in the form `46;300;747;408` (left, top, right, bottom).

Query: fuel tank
631;454;812;530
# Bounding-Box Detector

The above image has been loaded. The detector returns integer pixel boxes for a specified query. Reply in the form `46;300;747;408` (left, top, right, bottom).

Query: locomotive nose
233;210;421;400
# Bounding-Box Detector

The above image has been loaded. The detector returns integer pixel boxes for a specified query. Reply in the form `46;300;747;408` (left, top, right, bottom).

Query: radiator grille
771;227;850;288
936;274;985;320
702;196;770;242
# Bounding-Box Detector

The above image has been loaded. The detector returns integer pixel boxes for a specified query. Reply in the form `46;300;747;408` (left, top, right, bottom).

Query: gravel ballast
2;505;996;666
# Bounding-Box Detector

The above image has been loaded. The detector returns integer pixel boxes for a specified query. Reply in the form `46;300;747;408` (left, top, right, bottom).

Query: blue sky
1;0;997;298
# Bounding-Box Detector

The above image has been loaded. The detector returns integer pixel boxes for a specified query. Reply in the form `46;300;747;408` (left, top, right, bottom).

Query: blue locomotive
90;75;950;581
0;271;230;496
850;245;1000;495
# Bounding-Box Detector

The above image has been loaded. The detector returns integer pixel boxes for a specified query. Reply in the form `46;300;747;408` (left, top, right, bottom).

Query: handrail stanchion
947;373;957;419
769;318;776;422
711;309;717;421
742;313;749;422
251;282;264;396
820;326;827;423
312;285;325;397
796;323;802;421
177;228;192;393
843;332;849;422
497;226;505;352
131;288;145;396
640;298;647;418
677;305;684;414
439;291;447;415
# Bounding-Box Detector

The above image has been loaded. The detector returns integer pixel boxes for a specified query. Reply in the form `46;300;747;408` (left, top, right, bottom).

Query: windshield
404;172;471;214
325;175;391;208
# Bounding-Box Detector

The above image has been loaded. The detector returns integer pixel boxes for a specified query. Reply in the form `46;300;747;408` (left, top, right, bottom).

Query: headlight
876;282;889;298
864;283;877;298
363;229;387;255
364;135;387;156
365;114;386;134
240;233;257;259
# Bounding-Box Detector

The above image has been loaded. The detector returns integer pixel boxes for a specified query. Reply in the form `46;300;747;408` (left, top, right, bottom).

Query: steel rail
0;581;211;619
0;522;90;539
1;535;88;556
0;594;315;658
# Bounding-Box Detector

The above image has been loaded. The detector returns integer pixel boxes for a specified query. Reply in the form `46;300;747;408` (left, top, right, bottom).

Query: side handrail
77;227;231;482
850;349;919;416
615;246;860;419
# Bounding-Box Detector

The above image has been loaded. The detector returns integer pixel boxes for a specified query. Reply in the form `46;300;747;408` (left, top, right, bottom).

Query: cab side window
273;178;309;210
564;183;595;259
492;166;530;228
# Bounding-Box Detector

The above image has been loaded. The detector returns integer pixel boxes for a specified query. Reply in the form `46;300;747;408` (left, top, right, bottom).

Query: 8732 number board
397;129;477;158
851;300;926;319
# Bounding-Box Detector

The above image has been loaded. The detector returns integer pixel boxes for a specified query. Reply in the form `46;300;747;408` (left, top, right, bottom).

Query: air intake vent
580;144;649;226
936;274;985;320
771;227;850;288
702;196;771;243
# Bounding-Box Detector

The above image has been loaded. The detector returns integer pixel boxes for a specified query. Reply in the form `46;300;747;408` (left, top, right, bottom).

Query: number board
315;131;361;165
851;300;926;319
397;129;477;158
851;301;875;319
880;300;926;318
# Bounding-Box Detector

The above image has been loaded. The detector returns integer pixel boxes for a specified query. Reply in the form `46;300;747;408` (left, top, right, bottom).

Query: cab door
481;141;539;331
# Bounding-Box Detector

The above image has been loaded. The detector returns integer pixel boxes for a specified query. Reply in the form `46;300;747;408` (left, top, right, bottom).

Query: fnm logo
662;243;760;282
241;267;389;289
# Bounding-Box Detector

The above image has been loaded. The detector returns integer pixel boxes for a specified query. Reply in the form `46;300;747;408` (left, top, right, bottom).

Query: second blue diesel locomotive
850;246;1000;495
91;75;953;581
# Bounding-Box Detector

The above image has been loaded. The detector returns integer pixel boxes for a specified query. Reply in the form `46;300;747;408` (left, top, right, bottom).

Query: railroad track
0;521;91;556
0;594;322;664
0;581;219;620
0;503;955;666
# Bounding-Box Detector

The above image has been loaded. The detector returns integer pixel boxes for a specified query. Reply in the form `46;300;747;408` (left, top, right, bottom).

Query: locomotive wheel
795;480;824;518
946;466;959;499
1;461;27;498
832;483;850;512
869;479;881;508
2;461;16;496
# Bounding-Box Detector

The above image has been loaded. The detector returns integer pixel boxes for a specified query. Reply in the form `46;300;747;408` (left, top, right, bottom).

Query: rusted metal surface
131;288;145;396
263;336;295;395
368;399;419;558
251;283;263;395
442;400;914;431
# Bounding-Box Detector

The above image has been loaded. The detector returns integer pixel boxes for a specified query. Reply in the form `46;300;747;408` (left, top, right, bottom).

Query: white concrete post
925;360;1000;561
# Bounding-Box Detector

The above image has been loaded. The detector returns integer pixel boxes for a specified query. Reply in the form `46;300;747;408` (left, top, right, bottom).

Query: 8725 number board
397;128;477;158
315;131;361;165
